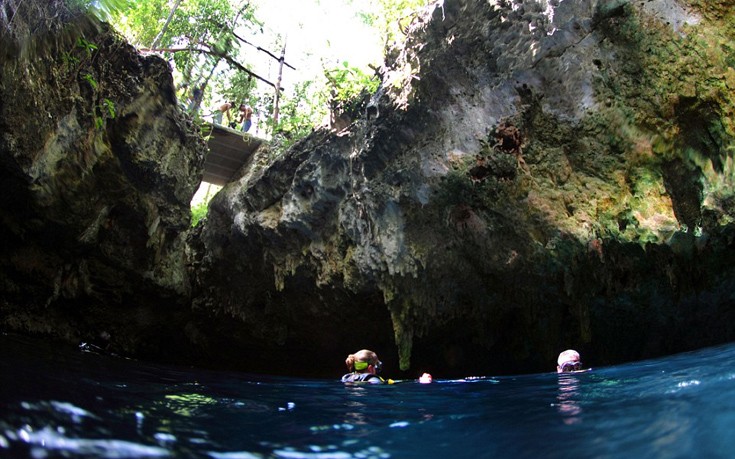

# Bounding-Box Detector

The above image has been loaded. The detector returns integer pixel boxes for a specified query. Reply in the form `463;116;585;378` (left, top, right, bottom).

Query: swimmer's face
558;360;583;373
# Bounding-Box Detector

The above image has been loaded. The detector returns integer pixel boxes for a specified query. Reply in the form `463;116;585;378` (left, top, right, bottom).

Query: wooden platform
202;124;264;186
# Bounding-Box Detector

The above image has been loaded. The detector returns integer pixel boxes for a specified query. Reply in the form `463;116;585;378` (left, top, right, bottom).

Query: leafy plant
358;0;431;49
61;52;80;70
191;200;208;226
69;0;128;22
76;36;98;57
269;80;326;146
215;70;257;116
102;98;116;119
82;73;98;90
92;99;116;130
105;0;433;151
323;60;379;117
112;0;257;87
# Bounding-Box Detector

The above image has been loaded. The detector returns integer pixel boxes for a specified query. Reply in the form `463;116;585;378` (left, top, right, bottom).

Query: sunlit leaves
70;0;129;22
324;60;379;109
112;0;236;48
215;70;257;108
357;0;431;48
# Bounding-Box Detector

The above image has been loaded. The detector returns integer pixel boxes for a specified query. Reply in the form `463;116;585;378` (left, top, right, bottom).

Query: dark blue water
2;333;735;458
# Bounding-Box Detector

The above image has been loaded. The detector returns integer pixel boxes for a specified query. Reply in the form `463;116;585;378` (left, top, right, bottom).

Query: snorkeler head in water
342;349;385;384
557;349;583;373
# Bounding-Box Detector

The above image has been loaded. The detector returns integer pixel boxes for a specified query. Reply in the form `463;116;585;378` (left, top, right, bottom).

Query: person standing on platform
238;103;253;132
214;101;233;126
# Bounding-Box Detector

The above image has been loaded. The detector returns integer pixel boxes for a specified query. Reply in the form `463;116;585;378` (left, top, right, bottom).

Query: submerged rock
1;0;734;378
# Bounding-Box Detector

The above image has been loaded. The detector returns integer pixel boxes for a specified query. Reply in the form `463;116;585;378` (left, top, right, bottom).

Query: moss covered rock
193;0;735;377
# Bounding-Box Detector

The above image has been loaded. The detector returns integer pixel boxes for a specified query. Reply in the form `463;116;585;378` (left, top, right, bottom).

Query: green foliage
69;0;128;22
271;80;325;146
112;0;257;85
82;73;98;89
215;70;257;109
263;60;378;147
61;33;98;76
323;60;379;116
76;36;98;57
105;0;432;151
111;0;267;131
359;0;431;48
61;52;80;69
101;98;116;119
164;0;244;48
435;169;475;208
92;99;116;131
191;200;208;226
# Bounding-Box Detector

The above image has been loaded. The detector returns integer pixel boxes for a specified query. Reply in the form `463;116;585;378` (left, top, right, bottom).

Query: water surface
2;333;734;458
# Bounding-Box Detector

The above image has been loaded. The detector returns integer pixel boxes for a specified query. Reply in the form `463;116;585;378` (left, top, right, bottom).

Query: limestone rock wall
1;0;734;379
0;3;207;358
194;0;735;377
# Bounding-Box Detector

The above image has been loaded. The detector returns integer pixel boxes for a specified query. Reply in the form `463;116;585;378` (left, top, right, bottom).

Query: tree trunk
151;0;184;49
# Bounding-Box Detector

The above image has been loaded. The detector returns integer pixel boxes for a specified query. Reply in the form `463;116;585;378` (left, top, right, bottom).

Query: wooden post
203;183;213;203
272;41;286;126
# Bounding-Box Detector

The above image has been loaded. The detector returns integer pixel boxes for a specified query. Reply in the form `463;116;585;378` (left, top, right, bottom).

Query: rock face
0;2;207;359
193;0;735;378
1;0;734;379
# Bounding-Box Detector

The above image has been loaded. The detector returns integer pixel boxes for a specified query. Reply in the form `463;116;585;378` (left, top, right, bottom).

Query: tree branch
150;0;183;49
140;46;284;91
230;30;296;70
